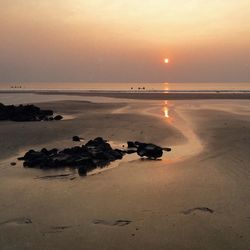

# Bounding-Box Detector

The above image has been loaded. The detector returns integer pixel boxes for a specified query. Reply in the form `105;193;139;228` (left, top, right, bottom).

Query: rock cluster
18;137;124;176
0;103;63;122
18;137;171;176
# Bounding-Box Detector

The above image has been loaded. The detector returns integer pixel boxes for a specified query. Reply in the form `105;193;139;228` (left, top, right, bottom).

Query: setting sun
164;58;169;64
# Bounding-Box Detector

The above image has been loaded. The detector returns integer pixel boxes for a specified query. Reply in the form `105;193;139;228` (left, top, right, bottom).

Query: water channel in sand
113;100;204;164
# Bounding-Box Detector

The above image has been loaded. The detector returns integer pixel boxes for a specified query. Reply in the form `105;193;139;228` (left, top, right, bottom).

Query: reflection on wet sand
161;100;203;163
164;101;169;118
163;100;174;123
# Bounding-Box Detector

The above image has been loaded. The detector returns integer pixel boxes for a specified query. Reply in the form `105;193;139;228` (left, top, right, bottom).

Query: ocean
1;82;250;92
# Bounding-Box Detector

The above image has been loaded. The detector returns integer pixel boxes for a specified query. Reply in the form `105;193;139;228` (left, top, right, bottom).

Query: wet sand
0;95;250;249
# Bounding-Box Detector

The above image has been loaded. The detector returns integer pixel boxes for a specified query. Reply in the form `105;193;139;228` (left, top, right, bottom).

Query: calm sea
1;82;250;92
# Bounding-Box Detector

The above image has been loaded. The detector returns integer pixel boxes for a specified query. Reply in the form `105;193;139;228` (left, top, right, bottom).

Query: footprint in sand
0;217;32;227
35;174;76;180
42;225;75;234
182;207;214;215
93;219;132;227
51;225;73;230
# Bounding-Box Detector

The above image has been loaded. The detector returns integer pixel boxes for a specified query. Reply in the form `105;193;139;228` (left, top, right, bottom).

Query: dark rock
41;110;53;116
72;136;81;142
127;141;137;148
49;148;58;155
18;138;171;176
45;148;58;157
110;149;124;160
86;137;112;152
10;162;16;166
163;147;172;152
23;150;45;160
23;160;37;168
54;115;63;120
41;148;48;154
18;137;125;176
126;141;138;154
137;143;163;159
126;148;137;154
78;166;88;176
0;103;61;122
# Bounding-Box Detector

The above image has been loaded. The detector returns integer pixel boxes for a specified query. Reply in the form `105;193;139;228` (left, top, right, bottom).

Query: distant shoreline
1;90;250;100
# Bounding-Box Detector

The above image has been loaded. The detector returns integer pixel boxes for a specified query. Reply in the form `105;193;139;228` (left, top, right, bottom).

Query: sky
0;0;250;83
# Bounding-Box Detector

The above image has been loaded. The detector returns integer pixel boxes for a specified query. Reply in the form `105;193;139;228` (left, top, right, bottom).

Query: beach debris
0;103;63;122
182;207;214;215
10;162;16;166
72;136;83;142
18;138;171;176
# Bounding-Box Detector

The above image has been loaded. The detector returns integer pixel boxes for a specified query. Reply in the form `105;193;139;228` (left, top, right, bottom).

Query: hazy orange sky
0;0;250;82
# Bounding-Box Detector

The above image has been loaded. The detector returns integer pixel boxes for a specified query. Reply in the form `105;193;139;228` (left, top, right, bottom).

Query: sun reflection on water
164;107;169;118
164;103;169;118
164;82;169;93
163;100;173;123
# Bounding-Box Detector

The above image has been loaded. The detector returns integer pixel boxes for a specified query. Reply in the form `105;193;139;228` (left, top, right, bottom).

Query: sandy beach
1;93;250;249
